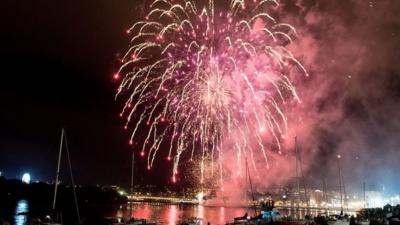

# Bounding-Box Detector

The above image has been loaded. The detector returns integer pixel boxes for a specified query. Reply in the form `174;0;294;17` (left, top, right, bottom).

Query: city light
21;173;31;184
197;192;204;204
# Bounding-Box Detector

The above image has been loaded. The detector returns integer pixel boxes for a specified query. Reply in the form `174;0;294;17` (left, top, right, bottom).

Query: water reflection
218;207;225;225
14;200;29;225
119;203;247;225
118;203;329;225
195;205;204;224
168;205;177;225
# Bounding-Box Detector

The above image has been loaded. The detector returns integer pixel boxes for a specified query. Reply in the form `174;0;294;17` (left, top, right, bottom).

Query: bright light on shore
22;173;31;184
197;192;204;204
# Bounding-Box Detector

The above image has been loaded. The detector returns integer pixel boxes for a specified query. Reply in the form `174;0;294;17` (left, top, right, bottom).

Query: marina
1;200;353;225
6;197;399;225
2;0;400;225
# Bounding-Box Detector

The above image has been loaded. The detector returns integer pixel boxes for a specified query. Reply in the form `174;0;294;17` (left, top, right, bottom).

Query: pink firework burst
116;0;308;184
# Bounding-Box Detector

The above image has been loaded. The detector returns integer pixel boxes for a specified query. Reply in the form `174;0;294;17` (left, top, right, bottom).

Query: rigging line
245;157;257;216
52;128;64;210
297;140;310;210
64;129;81;224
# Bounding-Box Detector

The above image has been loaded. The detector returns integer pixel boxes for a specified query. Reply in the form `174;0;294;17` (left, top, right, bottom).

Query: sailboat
112;151;156;225
46;128;80;225
227;137;310;225
326;155;349;225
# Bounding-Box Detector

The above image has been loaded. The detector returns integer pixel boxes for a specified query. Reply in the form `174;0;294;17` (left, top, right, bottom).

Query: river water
8;201;322;225
114;203;320;225
14;200;29;225
116;203;248;225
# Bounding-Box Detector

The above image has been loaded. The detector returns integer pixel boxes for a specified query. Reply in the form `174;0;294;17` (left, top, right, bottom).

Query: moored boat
226;200;310;225
178;217;202;225
108;216;157;225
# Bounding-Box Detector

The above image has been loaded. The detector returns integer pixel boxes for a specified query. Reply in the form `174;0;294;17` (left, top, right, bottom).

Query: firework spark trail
116;0;308;184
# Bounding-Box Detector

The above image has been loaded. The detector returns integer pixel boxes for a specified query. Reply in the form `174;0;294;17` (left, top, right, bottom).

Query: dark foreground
0;177;126;225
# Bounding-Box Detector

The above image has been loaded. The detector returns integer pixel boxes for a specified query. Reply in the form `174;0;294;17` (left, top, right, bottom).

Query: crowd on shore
311;204;400;225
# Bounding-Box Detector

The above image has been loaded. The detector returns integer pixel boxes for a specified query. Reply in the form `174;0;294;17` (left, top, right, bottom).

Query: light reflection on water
168;205;177;225
119;203;247;225
14;200;29;225
118;203;327;225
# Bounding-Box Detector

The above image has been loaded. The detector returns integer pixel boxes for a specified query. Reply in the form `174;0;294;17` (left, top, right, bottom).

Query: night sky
1;0;400;193
0;0;153;187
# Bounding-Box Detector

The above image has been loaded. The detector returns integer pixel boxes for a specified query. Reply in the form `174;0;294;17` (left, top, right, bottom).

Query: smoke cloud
284;0;400;194
212;0;400;202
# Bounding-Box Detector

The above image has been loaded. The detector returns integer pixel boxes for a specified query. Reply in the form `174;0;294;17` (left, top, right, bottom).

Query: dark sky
1;0;400;193
0;0;161;187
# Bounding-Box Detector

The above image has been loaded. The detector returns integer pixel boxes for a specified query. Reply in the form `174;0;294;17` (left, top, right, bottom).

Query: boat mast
294;136;309;218
342;175;348;212
53;128;64;210
64;130;81;223
363;182;366;208
52;128;81;223
322;176;329;212
245;157;257;215
130;150;135;218
295;136;300;219
337;154;343;215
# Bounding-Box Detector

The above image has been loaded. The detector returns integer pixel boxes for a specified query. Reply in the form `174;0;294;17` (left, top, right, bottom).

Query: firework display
116;0;308;184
